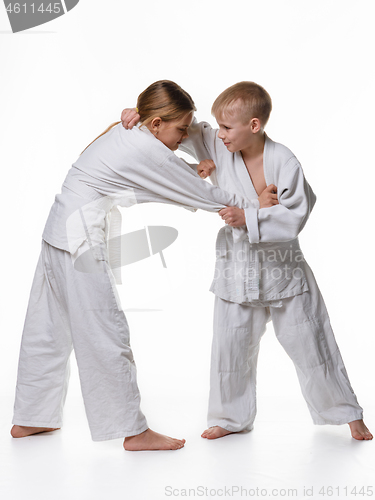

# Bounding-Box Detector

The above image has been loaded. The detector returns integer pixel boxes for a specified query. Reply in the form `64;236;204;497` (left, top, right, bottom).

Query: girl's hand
121;108;140;129
197;159;216;179
219;207;246;227
258;184;279;208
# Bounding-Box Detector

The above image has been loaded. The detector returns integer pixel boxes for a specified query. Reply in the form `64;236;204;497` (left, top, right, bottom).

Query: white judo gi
180;120;363;431
12;123;254;441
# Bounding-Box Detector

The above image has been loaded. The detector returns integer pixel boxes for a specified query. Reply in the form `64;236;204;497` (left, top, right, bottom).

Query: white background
0;1;374;499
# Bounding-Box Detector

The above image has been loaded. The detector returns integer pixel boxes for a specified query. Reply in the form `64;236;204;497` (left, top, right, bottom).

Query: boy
121;82;372;440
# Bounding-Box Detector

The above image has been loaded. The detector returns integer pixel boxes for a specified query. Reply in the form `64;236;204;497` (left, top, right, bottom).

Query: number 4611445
6;3;62;14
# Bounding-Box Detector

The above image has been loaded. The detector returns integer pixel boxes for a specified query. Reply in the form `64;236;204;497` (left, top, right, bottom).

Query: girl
11;80;250;451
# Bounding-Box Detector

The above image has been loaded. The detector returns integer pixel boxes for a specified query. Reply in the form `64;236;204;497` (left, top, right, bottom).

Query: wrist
252;198;261;210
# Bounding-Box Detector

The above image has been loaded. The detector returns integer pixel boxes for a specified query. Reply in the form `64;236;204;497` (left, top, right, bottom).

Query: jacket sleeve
123;151;250;213
244;160;316;243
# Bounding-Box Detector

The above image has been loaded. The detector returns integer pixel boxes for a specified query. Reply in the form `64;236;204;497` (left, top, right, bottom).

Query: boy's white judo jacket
180;119;317;305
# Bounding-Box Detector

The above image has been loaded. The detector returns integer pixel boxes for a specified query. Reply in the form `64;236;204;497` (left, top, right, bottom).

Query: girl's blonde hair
211;81;272;127
81;80;196;154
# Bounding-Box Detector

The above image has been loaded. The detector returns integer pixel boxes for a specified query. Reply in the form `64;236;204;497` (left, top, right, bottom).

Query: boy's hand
258;184;279;208
121;108;140;129
219;207;246;227
197;159;216;179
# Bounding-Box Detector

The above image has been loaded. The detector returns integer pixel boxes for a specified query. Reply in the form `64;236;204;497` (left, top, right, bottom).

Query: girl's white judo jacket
180;120;317;305
41;123;252;284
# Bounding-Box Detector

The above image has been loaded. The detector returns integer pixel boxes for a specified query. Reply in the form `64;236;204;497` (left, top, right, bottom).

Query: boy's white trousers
208;262;364;431
12;239;148;441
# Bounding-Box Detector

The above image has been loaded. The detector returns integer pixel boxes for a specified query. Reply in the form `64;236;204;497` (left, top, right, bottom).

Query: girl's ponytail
81;121;120;155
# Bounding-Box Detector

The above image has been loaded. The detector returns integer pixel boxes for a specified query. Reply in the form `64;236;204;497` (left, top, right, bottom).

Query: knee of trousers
212;327;261;373
274;314;339;371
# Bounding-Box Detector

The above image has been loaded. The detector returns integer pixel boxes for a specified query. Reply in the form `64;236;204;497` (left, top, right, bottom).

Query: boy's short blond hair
212;81;272;127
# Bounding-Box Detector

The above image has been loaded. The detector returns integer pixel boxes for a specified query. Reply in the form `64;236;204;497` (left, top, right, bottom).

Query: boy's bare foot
123;429;186;451
201;426;234;439
11;425;60;438
348;420;373;440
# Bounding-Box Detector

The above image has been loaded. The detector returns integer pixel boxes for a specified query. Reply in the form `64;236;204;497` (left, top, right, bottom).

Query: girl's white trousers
12;239;148;441
208;262;364;431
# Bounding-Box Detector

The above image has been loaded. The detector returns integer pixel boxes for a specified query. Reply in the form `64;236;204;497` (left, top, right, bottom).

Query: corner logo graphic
74;226;179;274
3;0;79;33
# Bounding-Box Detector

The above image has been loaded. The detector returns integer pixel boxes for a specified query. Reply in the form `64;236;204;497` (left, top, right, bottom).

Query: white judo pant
208;262;364;432
12;239;148;441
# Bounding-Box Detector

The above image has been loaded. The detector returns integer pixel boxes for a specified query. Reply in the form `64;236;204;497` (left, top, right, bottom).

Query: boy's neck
240;131;265;161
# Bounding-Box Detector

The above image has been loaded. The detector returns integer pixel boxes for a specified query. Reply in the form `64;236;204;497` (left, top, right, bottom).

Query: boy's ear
250;118;262;133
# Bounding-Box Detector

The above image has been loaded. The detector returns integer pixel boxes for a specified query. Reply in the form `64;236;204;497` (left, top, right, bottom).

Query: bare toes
175;439;185;448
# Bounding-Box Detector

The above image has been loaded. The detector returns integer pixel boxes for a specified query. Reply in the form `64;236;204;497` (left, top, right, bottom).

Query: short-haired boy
121;83;372;440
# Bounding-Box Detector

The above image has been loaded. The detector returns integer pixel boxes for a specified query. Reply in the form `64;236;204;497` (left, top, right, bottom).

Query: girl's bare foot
201;426;234;439
123;428;186;451
348;420;373;440
11;425;60;438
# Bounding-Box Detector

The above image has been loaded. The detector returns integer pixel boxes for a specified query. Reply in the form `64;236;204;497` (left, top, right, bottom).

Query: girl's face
150;112;194;151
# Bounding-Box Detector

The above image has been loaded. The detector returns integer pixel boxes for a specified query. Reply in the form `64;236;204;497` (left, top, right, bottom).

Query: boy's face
216;113;256;153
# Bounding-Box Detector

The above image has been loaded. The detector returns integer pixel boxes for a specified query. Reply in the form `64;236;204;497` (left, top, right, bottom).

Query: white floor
2;308;374;500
